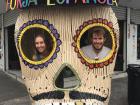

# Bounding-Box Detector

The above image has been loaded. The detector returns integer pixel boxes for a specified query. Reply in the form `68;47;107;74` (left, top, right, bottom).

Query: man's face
35;36;46;53
91;33;105;50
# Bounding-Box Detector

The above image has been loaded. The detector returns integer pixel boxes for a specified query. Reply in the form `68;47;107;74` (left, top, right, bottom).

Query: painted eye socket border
72;18;117;69
17;19;62;69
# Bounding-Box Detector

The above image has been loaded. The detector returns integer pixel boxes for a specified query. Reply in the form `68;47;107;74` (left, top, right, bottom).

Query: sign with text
6;0;119;11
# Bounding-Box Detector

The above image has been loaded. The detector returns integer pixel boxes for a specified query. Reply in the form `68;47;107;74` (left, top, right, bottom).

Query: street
109;76;128;105
0;71;128;105
0;71;31;105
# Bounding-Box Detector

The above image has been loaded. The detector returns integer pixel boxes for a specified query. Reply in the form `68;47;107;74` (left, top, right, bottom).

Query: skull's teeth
42;102;83;105
38;102;103;105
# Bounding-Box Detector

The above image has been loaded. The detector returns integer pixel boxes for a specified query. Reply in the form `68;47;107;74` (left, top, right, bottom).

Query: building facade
0;0;140;72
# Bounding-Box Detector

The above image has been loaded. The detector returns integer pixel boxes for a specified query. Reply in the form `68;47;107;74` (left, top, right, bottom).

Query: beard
92;44;104;53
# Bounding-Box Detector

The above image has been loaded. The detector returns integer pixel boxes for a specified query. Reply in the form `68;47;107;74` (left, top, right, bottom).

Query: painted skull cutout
15;6;119;105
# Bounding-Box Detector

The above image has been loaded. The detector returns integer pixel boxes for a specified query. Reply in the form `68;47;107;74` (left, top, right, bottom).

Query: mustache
31;91;64;101
31;90;108;102
69;91;108;101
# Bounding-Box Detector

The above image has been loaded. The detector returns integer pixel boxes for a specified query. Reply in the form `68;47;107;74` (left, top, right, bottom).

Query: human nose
36;43;41;47
95;39;100;43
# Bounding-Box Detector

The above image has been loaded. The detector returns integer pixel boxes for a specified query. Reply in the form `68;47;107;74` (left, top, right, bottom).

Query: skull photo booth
14;5;119;105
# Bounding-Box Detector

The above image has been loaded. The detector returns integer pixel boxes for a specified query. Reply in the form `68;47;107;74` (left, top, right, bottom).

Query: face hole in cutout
80;26;112;60
55;66;80;90
21;27;54;61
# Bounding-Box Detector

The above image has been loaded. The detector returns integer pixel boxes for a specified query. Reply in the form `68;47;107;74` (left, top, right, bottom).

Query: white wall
0;29;4;70
127;24;140;64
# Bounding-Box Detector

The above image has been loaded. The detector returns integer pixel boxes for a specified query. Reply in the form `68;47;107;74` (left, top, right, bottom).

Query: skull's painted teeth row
35;102;103;105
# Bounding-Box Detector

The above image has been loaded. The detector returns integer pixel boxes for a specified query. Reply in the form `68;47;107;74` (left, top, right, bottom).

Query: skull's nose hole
54;65;80;90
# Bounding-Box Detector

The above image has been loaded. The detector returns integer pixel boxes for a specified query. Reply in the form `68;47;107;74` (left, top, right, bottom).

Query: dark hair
34;33;46;43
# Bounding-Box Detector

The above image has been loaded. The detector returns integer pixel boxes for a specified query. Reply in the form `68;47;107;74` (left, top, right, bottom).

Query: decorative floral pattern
17;19;62;69
72;18;117;69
